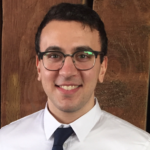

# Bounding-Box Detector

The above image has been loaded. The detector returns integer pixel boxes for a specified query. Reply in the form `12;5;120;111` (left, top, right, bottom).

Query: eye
49;54;59;58
44;52;61;58
76;53;88;59
79;54;88;58
75;51;94;62
43;52;63;62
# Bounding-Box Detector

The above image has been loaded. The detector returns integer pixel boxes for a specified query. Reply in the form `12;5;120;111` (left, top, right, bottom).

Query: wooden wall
1;0;81;127
94;0;150;130
0;0;2;127
1;0;150;130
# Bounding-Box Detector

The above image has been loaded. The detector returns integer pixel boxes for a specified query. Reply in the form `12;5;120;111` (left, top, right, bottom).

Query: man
0;3;150;150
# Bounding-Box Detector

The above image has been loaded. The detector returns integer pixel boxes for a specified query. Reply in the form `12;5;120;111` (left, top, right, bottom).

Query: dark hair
35;3;108;61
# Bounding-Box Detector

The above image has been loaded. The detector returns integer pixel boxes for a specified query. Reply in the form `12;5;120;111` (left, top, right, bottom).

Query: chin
56;103;81;113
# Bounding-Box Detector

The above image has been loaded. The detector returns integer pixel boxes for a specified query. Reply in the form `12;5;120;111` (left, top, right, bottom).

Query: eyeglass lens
42;51;96;71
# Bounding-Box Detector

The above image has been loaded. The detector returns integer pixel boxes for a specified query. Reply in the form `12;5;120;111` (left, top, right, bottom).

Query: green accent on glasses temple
84;51;94;55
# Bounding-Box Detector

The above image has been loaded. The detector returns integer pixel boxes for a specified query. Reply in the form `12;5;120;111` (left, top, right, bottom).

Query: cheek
40;67;58;85
83;66;100;87
81;69;99;85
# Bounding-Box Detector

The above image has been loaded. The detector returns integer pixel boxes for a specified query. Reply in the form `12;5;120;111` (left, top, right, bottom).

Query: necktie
52;127;74;150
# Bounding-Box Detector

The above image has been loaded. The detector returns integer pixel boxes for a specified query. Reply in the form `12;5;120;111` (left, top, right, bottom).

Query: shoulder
0;109;44;147
0;109;44;132
100;110;149;135
95;110;150;149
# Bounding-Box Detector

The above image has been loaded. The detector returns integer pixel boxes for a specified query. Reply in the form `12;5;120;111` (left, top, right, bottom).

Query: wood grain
94;0;150;129
1;0;82;127
0;0;2;128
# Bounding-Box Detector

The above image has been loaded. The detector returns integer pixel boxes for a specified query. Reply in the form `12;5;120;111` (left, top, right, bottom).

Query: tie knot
53;127;74;148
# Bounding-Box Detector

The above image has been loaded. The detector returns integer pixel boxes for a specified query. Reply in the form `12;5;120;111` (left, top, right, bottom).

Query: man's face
36;20;107;116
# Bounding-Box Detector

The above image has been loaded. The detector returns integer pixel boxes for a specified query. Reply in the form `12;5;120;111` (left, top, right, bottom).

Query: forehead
40;20;101;52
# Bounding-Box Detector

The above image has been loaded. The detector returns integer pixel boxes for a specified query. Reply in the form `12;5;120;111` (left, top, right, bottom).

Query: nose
59;56;78;78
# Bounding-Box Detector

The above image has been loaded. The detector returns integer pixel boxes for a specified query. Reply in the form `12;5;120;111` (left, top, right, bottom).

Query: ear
98;56;108;83
36;55;41;81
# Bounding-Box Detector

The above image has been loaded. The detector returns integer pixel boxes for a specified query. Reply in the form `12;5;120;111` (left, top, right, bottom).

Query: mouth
59;85;79;90
55;84;82;93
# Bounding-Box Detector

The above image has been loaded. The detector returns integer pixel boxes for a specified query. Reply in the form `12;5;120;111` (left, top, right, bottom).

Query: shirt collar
44;104;62;140
44;98;102;142
70;99;102;142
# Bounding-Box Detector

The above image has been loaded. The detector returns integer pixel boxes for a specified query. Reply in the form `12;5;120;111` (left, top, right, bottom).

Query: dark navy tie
52;127;74;150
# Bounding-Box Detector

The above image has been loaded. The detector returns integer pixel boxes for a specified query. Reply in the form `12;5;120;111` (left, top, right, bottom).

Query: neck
47;97;95;124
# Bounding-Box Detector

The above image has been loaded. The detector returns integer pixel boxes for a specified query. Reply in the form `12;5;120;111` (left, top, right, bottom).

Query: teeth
60;85;79;90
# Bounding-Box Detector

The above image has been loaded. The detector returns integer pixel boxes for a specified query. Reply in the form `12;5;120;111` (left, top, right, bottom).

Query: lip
55;84;82;94
56;83;81;86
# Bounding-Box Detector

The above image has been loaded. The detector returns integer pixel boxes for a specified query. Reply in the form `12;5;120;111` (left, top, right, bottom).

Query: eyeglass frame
37;49;104;71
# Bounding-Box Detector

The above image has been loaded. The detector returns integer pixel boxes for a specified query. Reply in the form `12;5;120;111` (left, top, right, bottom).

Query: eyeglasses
38;50;104;71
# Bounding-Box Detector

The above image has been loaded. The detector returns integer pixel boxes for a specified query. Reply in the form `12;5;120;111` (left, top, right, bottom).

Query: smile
59;85;79;90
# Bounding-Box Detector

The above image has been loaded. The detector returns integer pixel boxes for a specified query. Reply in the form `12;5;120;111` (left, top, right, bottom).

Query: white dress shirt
0;99;150;150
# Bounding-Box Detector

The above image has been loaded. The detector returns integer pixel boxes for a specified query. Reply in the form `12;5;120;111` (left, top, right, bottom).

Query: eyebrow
45;46;63;52
74;46;94;52
44;46;94;53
